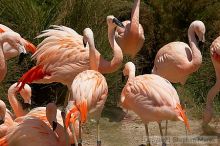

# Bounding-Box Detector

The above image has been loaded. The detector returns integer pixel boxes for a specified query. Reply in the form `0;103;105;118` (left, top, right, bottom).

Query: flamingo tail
65;105;79;128
176;103;190;132
17;65;48;91
78;99;88;123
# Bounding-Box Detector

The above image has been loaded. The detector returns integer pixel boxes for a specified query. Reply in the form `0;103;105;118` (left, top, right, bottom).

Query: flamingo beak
23;103;31;111
83;39;87;48
24;40;36;54
0;117;4;125
18;51;27;65
52;121;58;131
113;18;125;28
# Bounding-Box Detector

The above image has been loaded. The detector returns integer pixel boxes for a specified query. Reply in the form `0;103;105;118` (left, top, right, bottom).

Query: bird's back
121;74;180;123
153;42;193;83
31;26;90;86
71;70;108;119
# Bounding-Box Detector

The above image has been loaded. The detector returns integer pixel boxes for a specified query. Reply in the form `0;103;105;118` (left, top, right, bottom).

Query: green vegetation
0;0;220;118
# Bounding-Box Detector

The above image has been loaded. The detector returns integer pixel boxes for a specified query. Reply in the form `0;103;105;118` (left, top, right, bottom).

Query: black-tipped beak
18;53;26;64
83;40;87;48
113;18;124;28
52;121;58;131
198;41;205;49
23;103;31;111
0;119;4;125
122;72;125;82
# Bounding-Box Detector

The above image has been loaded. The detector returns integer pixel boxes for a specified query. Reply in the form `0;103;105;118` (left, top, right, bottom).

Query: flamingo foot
97;140;101;146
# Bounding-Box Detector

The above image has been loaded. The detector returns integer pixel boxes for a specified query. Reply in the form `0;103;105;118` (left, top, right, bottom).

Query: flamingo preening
203;36;220;126
121;62;190;146
0;24;36;60
0;103;74;146
115;0;145;58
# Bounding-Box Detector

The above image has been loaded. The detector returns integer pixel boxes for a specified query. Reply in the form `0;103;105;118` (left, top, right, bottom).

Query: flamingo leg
70;122;78;146
145;124;151;146
203;81;220;125
61;110;70;146
97;120;101;146
78;120;82;146
158;122;166;146
165;120;168;136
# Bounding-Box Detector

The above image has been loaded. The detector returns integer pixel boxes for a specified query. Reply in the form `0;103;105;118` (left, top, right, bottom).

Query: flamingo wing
210;36;220;62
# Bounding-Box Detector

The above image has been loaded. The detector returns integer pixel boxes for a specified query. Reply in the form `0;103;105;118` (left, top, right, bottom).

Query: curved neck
98;26;123;73
187;25;202;68
8;90;26;117
88;35;98;71
128;66;136;80
130;0;140;34
0;33;6;82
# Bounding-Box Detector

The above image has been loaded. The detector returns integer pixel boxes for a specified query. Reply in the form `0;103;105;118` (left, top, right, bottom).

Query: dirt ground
81;107;220;146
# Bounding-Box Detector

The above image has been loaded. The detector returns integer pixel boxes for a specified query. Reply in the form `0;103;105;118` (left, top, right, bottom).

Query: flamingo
115;0;145;58
65;27;111;146
7;83;32;118
7;82;79;145
17;16;124;103
0;103;76;146
0;100;14;138
152;20;205;85
121;62;190;146
0;24;36;60
203;36;220;126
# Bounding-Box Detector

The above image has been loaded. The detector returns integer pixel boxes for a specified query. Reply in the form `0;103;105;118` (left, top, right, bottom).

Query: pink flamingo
115;0;145;58
66;24;125;146
203;36;220;126
0;24;36;60
121;62;190;146
152;20;205;85
0;100;14;138
0;103;75;146
7;82;78;145
17;16;124;105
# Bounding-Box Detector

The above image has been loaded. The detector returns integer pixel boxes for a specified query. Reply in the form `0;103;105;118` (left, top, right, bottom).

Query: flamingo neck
187;24;202;68
130;0;140;35
87;35;99;71
8;89;26;117
99;26;123;73
54;124;67;145
0;33;6;82
128;65;136;80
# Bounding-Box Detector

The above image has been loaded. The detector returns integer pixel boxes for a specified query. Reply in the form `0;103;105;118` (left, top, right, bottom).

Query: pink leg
203;81;220;125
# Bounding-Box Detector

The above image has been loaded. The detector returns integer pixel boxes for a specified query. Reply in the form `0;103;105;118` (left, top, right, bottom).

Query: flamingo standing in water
152;20;205;85
121;62;190;146
203;36;220;126
115;0;145;58
7;82;79;145
0;24;36;60
0;103;73;146
0;100;14;138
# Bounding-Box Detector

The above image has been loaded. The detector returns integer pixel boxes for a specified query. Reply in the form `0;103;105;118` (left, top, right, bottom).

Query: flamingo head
107;15;125;29
46;103;58;131
83;28;94;48
192;20;206;43
123;62;135;77
19;83;32;108
0;100;6;125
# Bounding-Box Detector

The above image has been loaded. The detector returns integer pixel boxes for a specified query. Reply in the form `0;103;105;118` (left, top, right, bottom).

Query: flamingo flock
0;0;218;146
